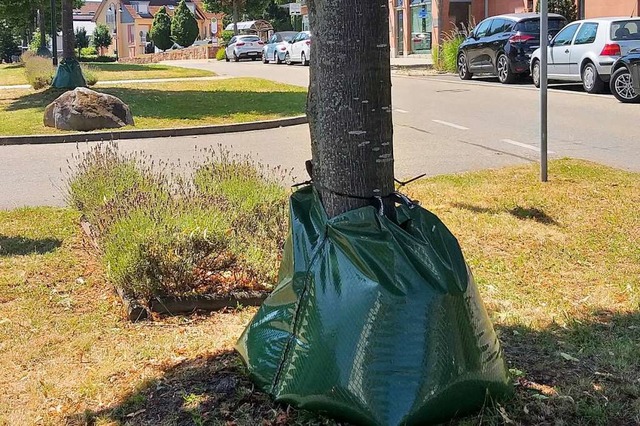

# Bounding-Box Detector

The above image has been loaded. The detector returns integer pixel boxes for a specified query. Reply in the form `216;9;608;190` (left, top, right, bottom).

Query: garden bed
67;143;289;320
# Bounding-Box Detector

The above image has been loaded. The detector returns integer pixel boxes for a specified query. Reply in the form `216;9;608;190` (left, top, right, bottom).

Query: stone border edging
0;115;308;146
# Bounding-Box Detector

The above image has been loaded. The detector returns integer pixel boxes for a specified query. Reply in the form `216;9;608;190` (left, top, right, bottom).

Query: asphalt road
1;60;638;209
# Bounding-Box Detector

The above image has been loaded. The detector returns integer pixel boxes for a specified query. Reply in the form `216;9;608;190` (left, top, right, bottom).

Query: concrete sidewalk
390;55;433;69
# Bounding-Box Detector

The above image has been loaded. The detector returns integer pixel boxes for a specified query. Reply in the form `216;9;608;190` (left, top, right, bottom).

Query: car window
229;37;236;44
474;19;492;38
611;20;640;41
271;35;279;43
516;18;567;34
552;23;579;46
283;33;295;42
241;36;260;42
574;22;598;45
488;19;506;36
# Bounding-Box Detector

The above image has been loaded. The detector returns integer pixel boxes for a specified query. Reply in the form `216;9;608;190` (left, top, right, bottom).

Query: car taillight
280;46;287;50
600;43;621;56
508;34;535;44
305;40;311;46
258;41;264;45
236;42;245;46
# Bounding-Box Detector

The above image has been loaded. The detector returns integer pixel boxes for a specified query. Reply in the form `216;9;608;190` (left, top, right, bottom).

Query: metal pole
540;0;548;182
50;0;58;65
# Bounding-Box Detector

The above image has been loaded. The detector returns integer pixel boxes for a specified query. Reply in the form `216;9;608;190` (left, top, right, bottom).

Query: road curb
0;115;308;146
391;64;434;70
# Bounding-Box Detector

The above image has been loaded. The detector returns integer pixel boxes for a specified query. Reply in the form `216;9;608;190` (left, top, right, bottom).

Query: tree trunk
61;0;74;59
38;7;46;47
307;0;395;218
232;0;239;35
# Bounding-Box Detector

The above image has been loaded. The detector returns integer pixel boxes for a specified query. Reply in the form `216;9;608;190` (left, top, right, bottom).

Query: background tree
306;0;394;217
0;20;21;63
52;0;86;88
203;0;270;34
536;0;578;22
150;6;173;51
171;0;198;48
263;0;292;31
74;27;89;57
92;23;112;55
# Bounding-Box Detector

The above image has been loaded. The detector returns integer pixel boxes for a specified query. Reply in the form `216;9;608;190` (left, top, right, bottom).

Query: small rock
44;87;134;131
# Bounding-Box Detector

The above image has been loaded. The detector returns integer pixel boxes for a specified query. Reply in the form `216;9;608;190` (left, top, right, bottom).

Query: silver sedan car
531;17;640;93
224;35;264;62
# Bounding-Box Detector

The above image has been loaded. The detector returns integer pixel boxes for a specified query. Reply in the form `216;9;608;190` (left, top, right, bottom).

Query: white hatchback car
285;31;311;66
531;17;640;93
225;35;264;62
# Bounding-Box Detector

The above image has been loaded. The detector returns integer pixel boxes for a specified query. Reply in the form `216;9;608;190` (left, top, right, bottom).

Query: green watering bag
237;186;511;425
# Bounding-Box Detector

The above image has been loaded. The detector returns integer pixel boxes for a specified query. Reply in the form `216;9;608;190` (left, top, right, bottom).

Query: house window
106;4;115;31
128;25;135;44
410;0;432;53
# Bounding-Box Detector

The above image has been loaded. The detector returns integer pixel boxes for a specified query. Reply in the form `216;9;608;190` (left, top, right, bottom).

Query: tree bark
61;0;74;59
307;0;395;219
232;0;239;35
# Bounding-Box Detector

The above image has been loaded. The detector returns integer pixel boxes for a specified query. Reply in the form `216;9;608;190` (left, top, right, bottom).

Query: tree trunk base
52;58;87;89
36;46;51;57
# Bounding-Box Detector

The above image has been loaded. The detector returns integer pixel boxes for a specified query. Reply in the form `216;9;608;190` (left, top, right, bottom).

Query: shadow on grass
0;235;62;256
66;310;639;425
6;87;306;121
85;63;178;73
452;203;558;225
497;310;640;425
69;350;335;426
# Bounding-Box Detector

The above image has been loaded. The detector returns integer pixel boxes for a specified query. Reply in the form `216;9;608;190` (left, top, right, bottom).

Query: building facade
93;0;222;58
388;0;640;57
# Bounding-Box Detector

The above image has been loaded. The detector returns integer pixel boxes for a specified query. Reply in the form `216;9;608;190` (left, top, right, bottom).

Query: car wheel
458;53;472;80
224;51;229;62
532;60;541;88
233;53;239;62
251;57;257;61
582;62;604;94
496;54;515;84
275;52;282;64
285;52;292;65
301;51;309;66
262;54;269;64
610;67;640;103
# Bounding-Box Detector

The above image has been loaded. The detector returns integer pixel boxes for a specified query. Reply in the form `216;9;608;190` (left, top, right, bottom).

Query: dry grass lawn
0;159;638;425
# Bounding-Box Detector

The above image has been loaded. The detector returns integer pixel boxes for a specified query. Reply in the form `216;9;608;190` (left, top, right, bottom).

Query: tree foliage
92;23;112;51
171;0;199;47
536;0;578;22
203;0;270;22
264;1;292;31
0;20;21;63
75;26;89;56
150;6;173;51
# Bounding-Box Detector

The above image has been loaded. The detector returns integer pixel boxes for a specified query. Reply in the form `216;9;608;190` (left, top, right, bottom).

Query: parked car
262;31;298;64
609;47;640;102
285;31;312;66
531;17;640;93
225;35;264;62
458;13;567;84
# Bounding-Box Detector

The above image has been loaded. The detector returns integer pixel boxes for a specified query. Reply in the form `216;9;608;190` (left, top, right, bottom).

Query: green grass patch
407;158;640;425
0;63;28;86
0;61;214;86
2;159;637;425
0;78;306;136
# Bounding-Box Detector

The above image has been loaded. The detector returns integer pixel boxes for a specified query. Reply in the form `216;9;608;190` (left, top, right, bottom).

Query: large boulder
44;87;134;131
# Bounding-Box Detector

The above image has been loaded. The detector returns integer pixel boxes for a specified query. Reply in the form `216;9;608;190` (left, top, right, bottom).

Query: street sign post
540;0;548;182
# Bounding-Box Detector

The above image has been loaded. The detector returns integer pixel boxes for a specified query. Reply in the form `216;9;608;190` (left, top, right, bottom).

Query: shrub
150;6;173;51
0;22;20;63
80;46;98;57
78;55;117;63
221;30;234;45
23;51;55;89
67;143;289;299
434;21;474;73
171;0;199;48
536;0;577;22
215;47;226;60
28;29;50;52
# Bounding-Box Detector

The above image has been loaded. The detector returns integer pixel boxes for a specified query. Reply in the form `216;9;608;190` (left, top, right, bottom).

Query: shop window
410;0;432;53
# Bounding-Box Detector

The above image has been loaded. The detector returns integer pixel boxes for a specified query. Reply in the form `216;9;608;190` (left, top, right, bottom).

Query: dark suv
457;13;567;84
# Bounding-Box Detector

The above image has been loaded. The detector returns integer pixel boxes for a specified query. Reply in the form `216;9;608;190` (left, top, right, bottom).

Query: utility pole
50;0;58;65
540;0;548;182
